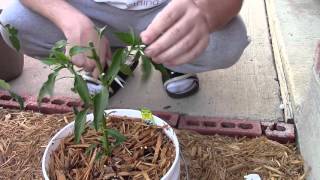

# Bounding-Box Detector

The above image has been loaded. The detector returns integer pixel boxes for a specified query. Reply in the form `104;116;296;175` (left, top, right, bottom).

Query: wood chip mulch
0;109;72;179
49;116;175;180
177;130;306;180
0;109;306;180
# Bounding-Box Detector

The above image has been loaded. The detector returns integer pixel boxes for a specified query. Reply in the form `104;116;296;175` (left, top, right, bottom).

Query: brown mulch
49;116;175;179
177;131;306;180
0;109;306;180
0;109;72;179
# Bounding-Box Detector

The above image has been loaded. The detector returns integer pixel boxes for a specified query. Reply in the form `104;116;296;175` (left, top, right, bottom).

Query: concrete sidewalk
2;1;282;121
265;0;320;179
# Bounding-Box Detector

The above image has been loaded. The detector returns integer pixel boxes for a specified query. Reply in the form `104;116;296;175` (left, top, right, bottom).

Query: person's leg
0;0;166;57
0;0;65;59
80;2;249;97
69;1;250;97
1;0;249;97
66;0;167;46
0;0;161;94
1;0;248;69
73;1;249;73
161;16;250;98
165;16;250;74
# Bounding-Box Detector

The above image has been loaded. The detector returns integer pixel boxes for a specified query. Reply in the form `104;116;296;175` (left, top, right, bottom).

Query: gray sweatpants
0;0;250;74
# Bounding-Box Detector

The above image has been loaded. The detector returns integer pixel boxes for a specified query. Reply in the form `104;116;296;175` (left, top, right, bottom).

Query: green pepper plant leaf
35;26;169;156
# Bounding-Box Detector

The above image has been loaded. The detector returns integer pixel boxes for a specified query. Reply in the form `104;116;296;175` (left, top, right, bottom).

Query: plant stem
89;42;103;74
89;40;110;155
101;115;110;155
56;76;74;81
68;64;77;75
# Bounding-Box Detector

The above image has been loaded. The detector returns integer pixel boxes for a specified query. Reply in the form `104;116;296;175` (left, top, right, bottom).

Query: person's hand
64;18;112;78
140;0;210;67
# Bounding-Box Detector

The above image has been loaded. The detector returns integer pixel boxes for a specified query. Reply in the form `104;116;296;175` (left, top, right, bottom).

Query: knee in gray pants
0;0;249;75
212;16;250;69
168;16;250;74
0;0;65;58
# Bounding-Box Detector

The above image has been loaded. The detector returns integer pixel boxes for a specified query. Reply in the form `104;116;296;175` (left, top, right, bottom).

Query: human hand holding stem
64;20;112;79
37;26;169;156
3;0;170;156
0;21;169;156
140;0;243;67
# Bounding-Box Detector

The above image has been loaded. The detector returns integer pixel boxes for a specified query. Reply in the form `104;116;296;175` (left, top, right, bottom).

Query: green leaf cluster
0;23;21;51
0;79;10;90
0;79;25;109
36;26;168;157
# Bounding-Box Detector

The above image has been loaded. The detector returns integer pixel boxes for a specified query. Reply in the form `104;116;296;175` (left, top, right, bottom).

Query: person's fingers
84;37;110;78
140;1;185;45
92;67;100;79
154;21;209;65
152;25;199;64
106;46;112;60
84;58;96;72
103;47;112;70
153;32;200;64
102;40;112;68
70;51;96;72
67;43;94;71
163;36;209;66
90;38;111;79
66;44;85;68
144;14;193;58
70;53;86;68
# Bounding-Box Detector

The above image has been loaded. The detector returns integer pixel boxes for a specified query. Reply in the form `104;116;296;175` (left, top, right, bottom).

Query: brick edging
0;90;82;114
178;115;262;138
0;91;295;143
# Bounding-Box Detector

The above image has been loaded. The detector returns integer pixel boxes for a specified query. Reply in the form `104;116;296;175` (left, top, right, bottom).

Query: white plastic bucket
42;109;180;180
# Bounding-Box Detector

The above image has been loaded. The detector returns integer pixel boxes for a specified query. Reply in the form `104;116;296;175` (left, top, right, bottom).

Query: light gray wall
271;0;320;179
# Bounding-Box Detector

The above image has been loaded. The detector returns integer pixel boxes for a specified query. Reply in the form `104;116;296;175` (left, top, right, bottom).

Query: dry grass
0;109;305;180
0;108;72;179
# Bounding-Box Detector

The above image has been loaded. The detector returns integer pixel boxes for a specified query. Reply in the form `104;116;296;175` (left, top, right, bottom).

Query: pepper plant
38;26;169;155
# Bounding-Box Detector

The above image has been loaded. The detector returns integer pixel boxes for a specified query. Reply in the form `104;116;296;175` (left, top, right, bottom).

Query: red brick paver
178;115;262;138
152;111;180;128
261;121;295;143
